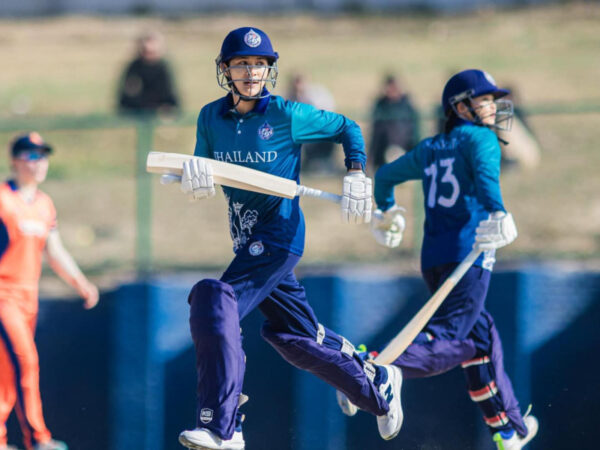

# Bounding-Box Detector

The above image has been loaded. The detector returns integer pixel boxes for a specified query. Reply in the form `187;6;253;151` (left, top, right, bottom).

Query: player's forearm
48;250;87;290
473;171;506;213
479;192;506;213
470;135;505;212
340;119;367;170
373;153;420;210
374;178;397;212
46;232;88;290
291;104;366;169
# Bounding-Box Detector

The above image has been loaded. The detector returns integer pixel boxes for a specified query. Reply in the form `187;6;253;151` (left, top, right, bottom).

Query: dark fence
7;265;599;449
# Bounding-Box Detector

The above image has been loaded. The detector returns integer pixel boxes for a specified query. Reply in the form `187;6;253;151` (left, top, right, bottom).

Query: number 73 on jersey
424;158;460;208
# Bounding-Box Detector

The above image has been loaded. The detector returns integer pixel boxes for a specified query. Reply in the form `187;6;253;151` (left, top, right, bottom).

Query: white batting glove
341;172;372;224
179;158;215;200
474;211;518;251
371;205;406;248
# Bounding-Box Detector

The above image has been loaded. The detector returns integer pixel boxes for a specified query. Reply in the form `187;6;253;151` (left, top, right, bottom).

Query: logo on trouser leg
249;241;264;256
200;408;214;424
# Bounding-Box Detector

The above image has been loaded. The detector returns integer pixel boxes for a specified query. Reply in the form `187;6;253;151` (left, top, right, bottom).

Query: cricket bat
374;248;482;365
146;151;342;203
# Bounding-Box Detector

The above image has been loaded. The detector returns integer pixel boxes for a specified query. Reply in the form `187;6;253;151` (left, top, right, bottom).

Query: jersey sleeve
290;101;366;169
374;144;423;211
468;129;506;212
49;198;57;230
193;108;211;158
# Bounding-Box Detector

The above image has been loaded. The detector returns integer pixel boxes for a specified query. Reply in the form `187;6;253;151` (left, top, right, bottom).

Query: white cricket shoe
178;428;245;450
33;439;68;450
493;415;539;450
336;389;358;416
376;365;404;440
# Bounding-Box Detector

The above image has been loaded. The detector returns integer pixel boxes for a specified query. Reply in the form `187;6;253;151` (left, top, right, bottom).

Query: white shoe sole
179;434;206;450
178;433;245;450
336;390;358;416
520;416;539;448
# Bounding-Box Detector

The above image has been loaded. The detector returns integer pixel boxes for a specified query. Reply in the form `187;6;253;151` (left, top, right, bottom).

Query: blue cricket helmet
218;27;279;64
442;69;509;113
216;27;279;100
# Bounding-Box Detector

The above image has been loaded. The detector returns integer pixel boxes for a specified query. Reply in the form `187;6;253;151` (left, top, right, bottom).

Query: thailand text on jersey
0;181;56;290
194;91;366;255
375;120;506;271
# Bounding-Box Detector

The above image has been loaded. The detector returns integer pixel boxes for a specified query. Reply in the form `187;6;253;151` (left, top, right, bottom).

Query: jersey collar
219;89;272;117
454;117;474;128
449;117;478;131
7;179;18;191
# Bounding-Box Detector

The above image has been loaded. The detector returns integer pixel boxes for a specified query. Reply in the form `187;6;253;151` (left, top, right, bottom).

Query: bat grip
296;185;343;204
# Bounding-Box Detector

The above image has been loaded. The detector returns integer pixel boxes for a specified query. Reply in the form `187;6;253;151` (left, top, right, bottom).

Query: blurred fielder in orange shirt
0;133;98;450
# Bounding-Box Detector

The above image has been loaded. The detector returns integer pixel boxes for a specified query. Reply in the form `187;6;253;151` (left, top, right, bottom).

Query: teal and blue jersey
374;120;506;271
194;91;366;256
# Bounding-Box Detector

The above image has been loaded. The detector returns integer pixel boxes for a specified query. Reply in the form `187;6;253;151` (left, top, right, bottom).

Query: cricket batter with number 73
161;27;405;450
337;70;539;450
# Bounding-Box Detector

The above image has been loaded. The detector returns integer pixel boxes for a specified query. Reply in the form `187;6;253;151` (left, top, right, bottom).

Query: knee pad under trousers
462;312;527;436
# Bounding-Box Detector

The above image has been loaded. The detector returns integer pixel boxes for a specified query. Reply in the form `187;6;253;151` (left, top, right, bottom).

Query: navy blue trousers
393;263;527;436
188;241;388;440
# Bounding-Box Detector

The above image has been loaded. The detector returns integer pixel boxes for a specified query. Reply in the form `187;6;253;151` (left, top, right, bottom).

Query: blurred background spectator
117;31;180;115
368;74;420;171
496;84;542;171
286;73;338;174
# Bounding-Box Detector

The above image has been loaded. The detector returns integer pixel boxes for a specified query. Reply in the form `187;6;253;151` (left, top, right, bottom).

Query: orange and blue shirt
0;181;56;290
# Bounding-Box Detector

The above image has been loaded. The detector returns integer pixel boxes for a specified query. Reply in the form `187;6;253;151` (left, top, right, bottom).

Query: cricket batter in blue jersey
165;27;403;450
337;70;539;450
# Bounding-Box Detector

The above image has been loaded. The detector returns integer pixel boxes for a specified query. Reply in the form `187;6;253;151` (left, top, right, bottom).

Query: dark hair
444;109;459;133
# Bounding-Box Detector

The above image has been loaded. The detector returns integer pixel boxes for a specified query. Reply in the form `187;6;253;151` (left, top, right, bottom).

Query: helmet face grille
448;92;514;132
493;99;514;132
216;57;278;100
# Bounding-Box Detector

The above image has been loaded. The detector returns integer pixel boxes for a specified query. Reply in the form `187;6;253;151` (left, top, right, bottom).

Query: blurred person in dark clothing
117;31;180;115
369;75;420;171
287;73;338;174
495;85;541;171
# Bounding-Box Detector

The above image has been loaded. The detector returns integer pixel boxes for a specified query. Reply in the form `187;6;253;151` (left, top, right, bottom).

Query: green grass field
0;4;599;290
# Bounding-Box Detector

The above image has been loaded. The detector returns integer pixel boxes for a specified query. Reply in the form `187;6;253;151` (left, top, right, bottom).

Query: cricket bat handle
160;177;343;204
296;185;343;204
374;248;483;365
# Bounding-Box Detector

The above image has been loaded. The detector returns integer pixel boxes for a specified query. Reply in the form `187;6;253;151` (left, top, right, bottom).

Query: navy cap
11;132;52;157
219;27;279;64
442;69;509;112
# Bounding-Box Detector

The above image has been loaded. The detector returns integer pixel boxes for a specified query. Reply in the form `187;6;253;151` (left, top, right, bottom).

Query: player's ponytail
444;109;459;134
